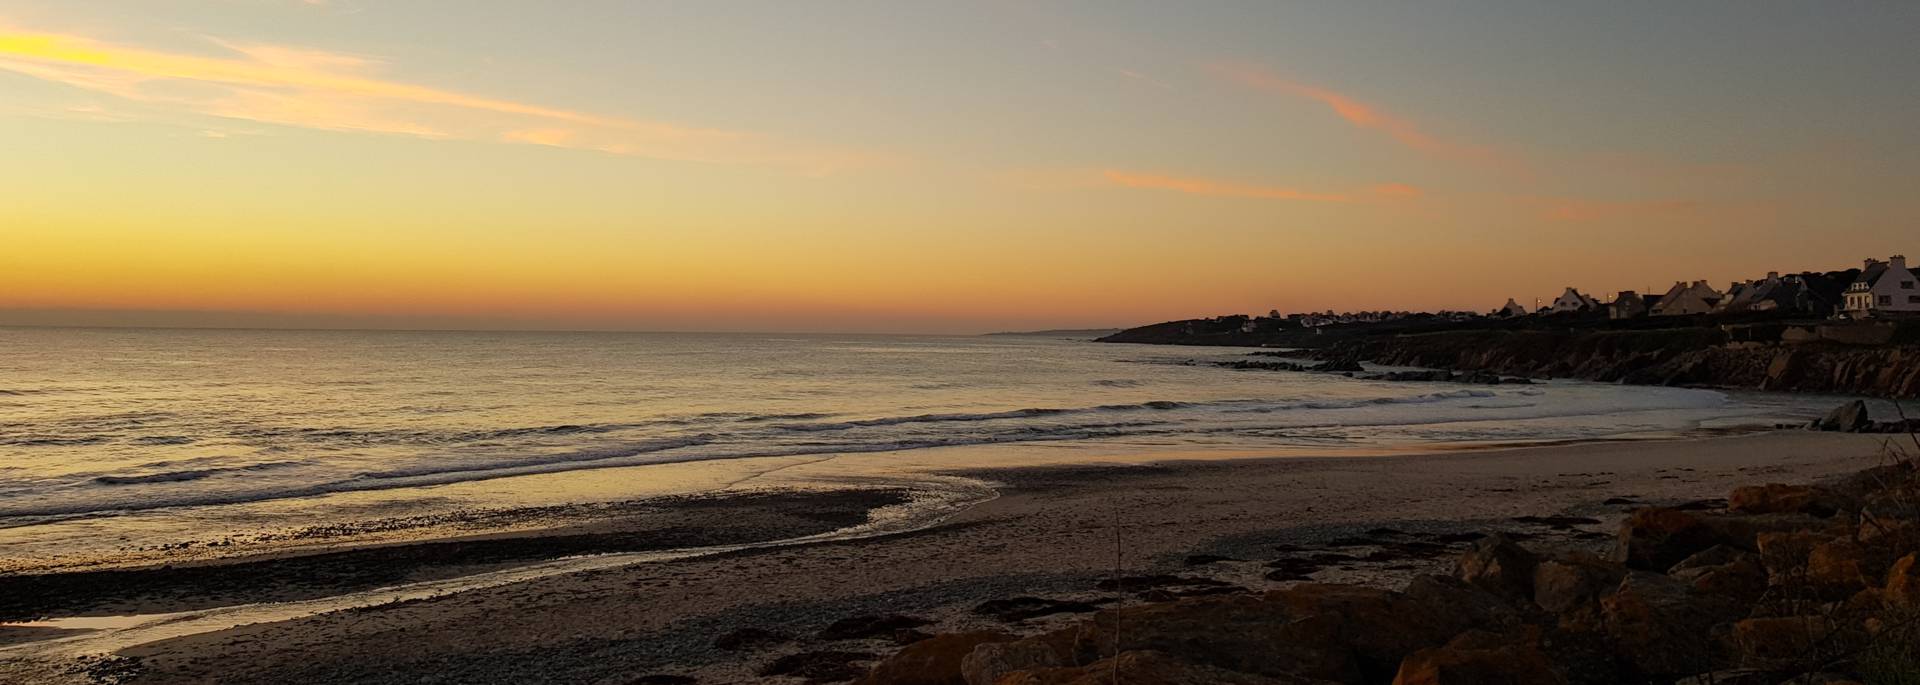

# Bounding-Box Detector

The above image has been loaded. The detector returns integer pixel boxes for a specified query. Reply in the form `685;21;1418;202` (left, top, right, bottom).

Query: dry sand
0;430;1905;683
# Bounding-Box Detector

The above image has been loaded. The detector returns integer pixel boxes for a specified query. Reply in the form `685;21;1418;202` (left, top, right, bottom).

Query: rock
1455;534;1539;599
1316;354;1365;373
994;650;1335;685
972;597;1100;622
1756;530;1830;588
1401;575;1528;635
859;631;1011;685
760;651;876;682
1532;555;1624;614
1614;508;1826;571
1265;583;1473;680
1887;553;1920;609
1814;400;1872;432
1668;544;1750;574
1805;538;1874;595
1614;508;1722;571
819;615;932;641
980;594;1363;683
713;627;789;651
1600;571;1739;677
961;639;1068;685
1731;616;1837;670
1669;552;1767;601
1728;483;1848;517
1390;630;1567;685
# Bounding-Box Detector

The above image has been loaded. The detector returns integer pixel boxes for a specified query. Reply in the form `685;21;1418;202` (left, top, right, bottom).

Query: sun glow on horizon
4;3;1917;333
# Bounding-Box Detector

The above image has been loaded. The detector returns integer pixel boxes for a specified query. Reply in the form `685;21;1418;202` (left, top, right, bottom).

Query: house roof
1854;262;1890;287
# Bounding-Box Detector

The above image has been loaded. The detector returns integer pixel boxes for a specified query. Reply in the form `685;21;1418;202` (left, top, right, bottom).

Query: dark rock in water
818;614;930;641
1094;574;1230;592
1813;400;1871;432
1317;353;1366;373
712;627;789;651
1365;527;1410;537
1183;553;1241;566
972;597;1099;622
1430;531;1487;544
758;651;874;682
1602;496;1640;506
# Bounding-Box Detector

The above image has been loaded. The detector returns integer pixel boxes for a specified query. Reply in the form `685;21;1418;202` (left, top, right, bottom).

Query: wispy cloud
1102;170;1418;203
1114;69;1170;90
1209;63;1512;170
1536;197;1699;223
0;25;879;173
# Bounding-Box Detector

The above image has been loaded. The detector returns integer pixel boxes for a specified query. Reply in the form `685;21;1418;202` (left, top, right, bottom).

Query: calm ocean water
0;327;1831;566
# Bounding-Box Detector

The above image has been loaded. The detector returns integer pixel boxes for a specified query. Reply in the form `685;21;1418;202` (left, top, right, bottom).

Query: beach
1;430;1901;683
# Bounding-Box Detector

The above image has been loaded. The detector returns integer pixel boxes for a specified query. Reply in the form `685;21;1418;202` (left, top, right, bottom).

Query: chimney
1894;255;1908;271
1868;258;1881;270
1767;271;1779;280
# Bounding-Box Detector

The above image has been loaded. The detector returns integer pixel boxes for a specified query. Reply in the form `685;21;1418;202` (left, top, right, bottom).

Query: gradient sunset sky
3;2;1916;333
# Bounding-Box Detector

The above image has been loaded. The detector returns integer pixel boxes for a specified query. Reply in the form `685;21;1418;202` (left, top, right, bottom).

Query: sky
2;1;1917;334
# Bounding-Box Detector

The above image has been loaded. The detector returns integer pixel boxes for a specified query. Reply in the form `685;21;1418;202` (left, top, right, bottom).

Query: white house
1494;298;1529;317
1548;287;1599;314
1844;255;1920;317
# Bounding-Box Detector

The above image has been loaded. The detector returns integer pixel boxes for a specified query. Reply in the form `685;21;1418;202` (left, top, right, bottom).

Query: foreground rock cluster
851;459;1920;685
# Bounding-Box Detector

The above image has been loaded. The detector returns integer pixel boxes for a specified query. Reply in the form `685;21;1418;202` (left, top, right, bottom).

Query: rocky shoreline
1102;319;1920;399
848;451;1920;685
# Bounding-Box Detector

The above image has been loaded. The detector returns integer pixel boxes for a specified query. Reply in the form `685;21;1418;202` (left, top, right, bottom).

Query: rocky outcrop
1293;329;1920;398
865;460;1920;685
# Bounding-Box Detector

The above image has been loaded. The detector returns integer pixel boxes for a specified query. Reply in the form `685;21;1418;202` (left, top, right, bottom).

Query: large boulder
1667;547;1767;601
1265;583;1481;681
1812;400;1871;432
1731;616;1843;671
1614;508;1724;571
994;650;1337;685
1389;630;1566;685
1600;571;1740;677
860;632;1011;685
1455;534;1539;599
1887;553;1920;609
965;594;1360;683
1532;554;1625;615
962;639;1069;685
1727;483;1847;518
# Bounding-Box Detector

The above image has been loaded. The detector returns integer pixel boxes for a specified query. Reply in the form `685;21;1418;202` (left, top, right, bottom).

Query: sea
0;327;1841;570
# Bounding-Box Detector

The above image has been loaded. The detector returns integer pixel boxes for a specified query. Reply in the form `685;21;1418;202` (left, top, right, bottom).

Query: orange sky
2;3;1916;333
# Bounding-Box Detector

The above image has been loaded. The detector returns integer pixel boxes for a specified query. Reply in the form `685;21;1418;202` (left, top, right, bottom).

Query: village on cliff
1239;255;1919;332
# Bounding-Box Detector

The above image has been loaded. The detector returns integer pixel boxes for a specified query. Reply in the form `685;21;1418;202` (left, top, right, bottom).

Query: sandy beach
0;429;1904;684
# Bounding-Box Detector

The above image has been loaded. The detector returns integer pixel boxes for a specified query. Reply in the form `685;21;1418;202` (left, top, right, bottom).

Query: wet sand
0;430;1904;684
